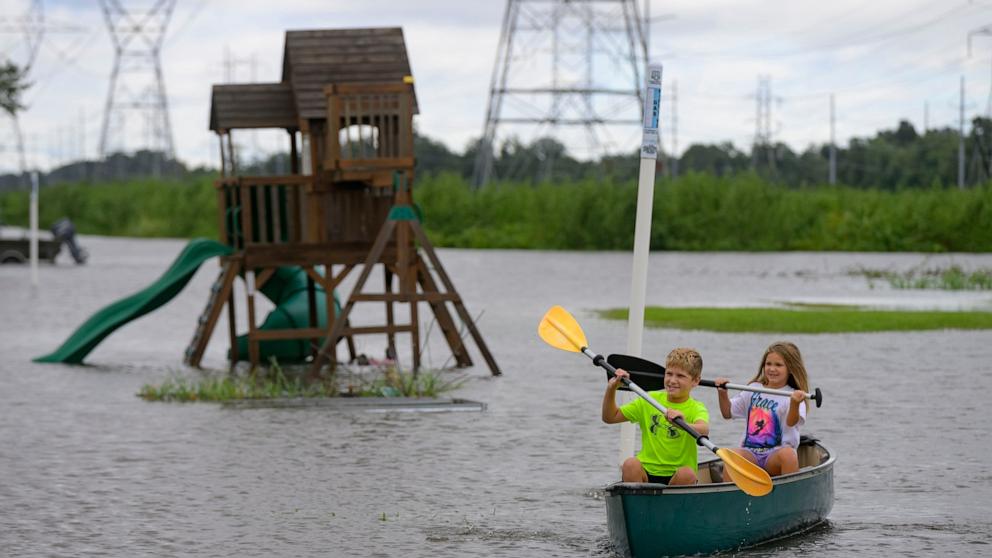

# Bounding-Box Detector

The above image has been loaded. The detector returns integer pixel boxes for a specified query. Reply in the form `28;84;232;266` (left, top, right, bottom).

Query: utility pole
671;80;678;178
967;26;992;183
752;77;763;169
960;76;966;189
924;101;929;131
829;94;836;185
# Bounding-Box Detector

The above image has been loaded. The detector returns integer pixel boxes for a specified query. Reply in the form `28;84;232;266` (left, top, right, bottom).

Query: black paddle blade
606;354;666;391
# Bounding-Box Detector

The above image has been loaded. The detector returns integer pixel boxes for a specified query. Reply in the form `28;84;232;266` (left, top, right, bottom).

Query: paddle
606;353;823;408
538;305;773;497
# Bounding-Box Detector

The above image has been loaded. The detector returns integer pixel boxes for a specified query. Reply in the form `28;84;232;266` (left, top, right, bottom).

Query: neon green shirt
620;392;709;477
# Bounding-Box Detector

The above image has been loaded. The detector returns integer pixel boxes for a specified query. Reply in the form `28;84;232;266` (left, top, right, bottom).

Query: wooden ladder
184;257;241;367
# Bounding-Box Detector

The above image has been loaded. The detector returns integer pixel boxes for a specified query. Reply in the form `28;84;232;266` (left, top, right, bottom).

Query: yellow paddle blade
717;448;774;497
538;306;588;353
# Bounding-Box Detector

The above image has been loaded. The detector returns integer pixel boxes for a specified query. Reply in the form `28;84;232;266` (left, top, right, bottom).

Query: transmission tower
472;0;648;186
0;0;44;177
751;75;780;172
98;0;177;160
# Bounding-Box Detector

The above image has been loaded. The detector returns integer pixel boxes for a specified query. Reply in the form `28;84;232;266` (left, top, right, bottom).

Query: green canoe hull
606;441;835;557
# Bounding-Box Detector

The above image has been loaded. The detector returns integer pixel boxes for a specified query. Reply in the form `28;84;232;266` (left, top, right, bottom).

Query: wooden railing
324;82;415;188
214;175;312;250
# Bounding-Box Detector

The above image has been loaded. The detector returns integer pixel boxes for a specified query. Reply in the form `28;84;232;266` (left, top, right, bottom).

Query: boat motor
50;218;88;264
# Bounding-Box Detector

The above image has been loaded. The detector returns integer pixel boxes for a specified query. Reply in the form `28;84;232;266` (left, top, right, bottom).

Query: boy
601;347;709;485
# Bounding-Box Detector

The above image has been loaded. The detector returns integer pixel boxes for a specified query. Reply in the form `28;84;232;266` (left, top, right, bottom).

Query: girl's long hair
748;341;811;410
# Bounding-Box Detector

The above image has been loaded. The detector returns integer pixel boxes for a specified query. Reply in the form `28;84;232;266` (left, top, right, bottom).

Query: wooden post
219;130;228;177
323;263;337;365
227;286;238;369
226;132;238;176
394;187;420;373
307;269;318;361
289;128;299;174
384;267;398;361
246;269;259;368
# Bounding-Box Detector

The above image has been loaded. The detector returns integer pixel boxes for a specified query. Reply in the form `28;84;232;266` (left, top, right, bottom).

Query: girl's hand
665;409;684;423
791;390;806;404
714;377;730;391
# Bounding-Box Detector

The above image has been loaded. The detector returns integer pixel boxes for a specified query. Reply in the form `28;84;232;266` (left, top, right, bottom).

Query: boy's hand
790;390;806;404
665;409;684;423
608;368;630;390
714;377;730;391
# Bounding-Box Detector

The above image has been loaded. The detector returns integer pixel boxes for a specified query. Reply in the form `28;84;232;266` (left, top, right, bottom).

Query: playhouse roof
209;83;298;131
209;26;418;132
282;27;418;119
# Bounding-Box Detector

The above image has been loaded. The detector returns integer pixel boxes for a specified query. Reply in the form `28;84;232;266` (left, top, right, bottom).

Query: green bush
3;173;989;252
415;173;992;252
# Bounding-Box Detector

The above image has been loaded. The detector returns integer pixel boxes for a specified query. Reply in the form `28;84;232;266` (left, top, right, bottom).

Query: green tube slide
233;266;341;363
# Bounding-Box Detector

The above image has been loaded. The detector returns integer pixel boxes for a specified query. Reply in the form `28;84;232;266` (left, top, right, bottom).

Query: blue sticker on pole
640;64;663;160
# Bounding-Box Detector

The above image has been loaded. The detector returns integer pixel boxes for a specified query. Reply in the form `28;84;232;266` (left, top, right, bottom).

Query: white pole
829;93;836;185
619;63;662;468
959;75;966;189
30;171;39;287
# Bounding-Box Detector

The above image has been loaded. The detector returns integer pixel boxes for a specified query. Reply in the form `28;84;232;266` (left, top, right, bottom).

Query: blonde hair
666;347;703;379
750;341;811;409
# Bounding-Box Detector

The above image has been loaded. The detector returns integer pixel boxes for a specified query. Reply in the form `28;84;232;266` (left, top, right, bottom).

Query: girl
714;341;810;476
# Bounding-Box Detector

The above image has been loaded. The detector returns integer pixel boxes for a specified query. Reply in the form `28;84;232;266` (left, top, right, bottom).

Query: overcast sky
1;0;991;172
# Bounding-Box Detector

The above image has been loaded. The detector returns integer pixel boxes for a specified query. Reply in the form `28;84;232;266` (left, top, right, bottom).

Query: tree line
415;118;990;190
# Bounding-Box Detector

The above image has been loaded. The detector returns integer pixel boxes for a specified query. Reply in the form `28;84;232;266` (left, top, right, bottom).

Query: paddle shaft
606;353;823;408
701;379;823;407
583;347;720;454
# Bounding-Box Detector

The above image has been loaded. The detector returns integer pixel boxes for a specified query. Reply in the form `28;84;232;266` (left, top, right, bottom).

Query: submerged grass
138;358;466;402
851;265;992;291
599;306;992;333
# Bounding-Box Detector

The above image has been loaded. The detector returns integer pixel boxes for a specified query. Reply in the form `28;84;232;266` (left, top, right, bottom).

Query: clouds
1;0;990;173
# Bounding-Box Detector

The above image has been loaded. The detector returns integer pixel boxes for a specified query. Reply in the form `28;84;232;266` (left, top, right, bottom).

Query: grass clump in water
139;357;465;402
599;306;992;334
339;361;467;398
852;265;992;291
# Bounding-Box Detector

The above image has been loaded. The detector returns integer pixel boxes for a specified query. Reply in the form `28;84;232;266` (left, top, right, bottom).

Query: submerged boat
605;437;834;557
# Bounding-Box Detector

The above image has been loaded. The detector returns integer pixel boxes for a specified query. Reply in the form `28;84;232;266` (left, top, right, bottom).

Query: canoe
605;437;834;557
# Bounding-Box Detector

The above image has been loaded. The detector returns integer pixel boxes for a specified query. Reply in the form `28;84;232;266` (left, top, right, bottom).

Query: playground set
37;27;500;377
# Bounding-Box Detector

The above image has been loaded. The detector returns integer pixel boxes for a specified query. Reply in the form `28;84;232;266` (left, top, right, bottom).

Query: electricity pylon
472;0;648;186
98;0;177;160
0;0;44;178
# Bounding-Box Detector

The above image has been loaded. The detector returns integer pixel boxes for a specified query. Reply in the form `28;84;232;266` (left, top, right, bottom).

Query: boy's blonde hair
665;347;703;379
749;342;811;410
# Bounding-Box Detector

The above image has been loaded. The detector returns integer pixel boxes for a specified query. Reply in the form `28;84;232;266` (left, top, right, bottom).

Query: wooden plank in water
222;397;487;412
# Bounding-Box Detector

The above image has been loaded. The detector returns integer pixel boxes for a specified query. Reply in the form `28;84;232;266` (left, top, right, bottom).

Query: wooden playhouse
194;27;499;376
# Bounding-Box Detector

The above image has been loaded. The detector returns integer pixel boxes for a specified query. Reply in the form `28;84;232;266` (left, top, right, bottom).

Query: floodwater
1;236;991;557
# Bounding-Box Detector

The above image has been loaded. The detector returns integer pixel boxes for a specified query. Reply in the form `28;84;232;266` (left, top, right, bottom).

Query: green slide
34;238;234;364
35;238;341;365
